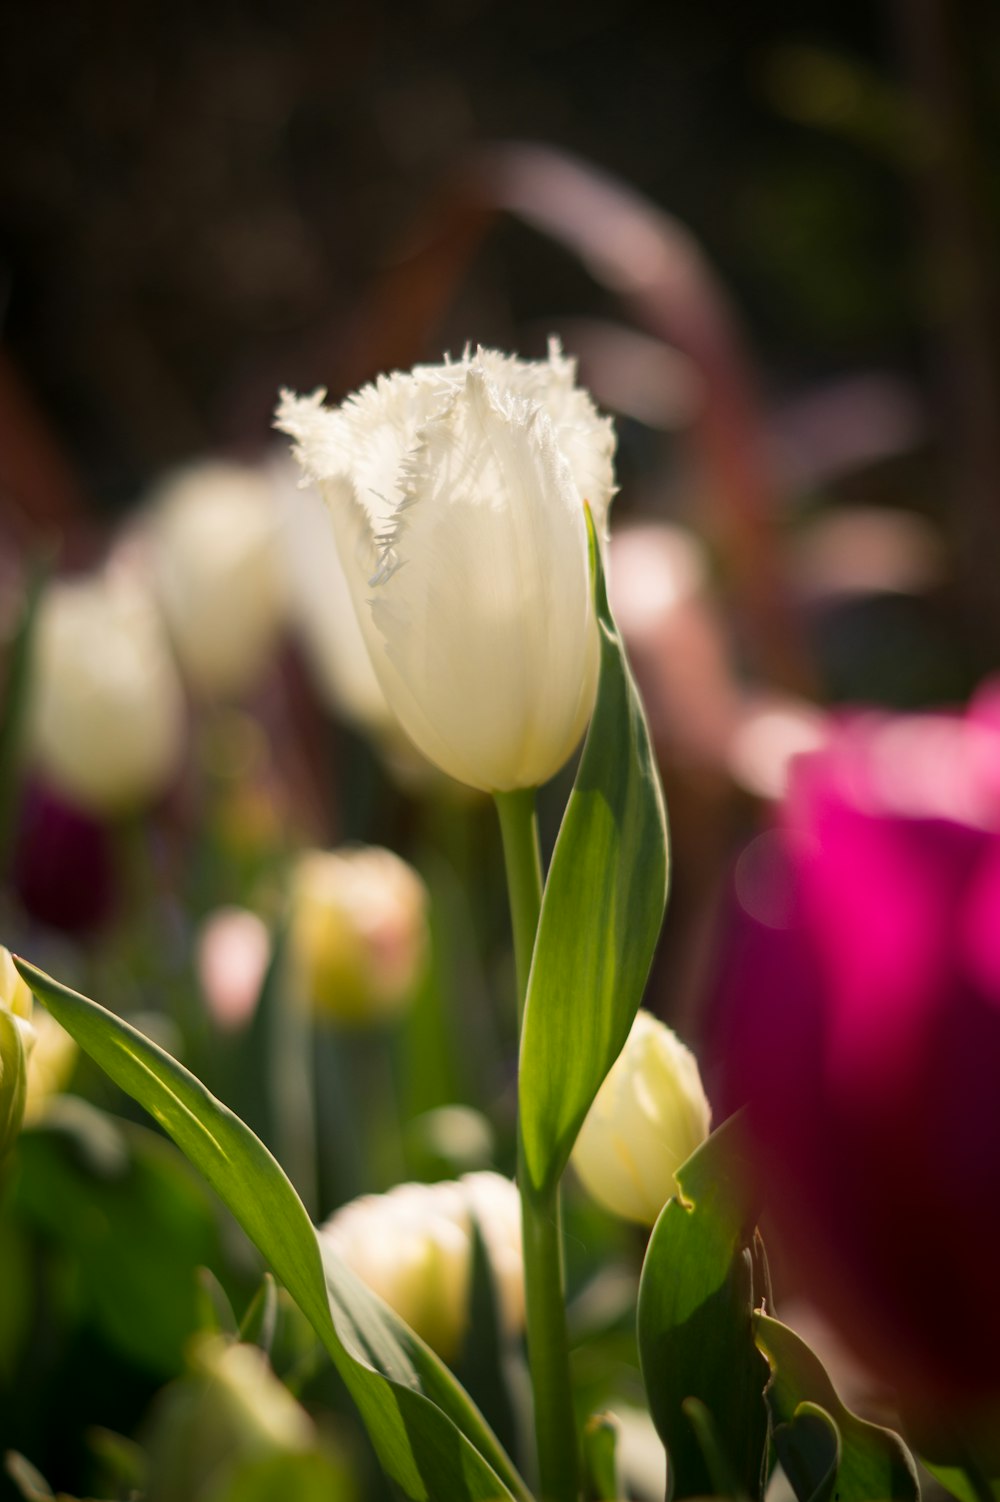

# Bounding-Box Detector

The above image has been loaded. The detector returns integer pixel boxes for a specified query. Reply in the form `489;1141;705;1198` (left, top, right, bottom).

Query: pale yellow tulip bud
289;846;428;1026
143;1334;317;1502
571;1010;711;1225
320;1171;523;1361
0;948;35;1157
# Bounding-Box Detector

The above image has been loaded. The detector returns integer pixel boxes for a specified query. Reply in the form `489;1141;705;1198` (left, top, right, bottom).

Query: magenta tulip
713;694;1000;1427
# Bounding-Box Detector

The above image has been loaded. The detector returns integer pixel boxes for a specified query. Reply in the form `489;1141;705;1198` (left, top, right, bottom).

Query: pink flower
712;692;1000;1421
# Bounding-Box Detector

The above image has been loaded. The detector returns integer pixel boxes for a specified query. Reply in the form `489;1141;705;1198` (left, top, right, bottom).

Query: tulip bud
143;460;287;698
289;846;428;1026
143;1334;316;1502
0;947;35;1158
276;341;617;792
571;1010;711;1225
321;1171;523;1361
28;569;185;814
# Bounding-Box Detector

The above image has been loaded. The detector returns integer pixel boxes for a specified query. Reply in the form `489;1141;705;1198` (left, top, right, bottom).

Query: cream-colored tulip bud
24;1009;77;1123
142;1333;316;1502
28;569;185;814
276;340;616;792
0;948;35;1157
572;1010;711;1225
144;460;287;698
289;846;428;1026
320;1171;523;1361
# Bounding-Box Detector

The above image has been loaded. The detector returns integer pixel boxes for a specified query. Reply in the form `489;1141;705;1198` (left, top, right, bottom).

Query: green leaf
636;1116;770;1501
755;1314;920;1502
771;1402;841;1502
15;958;531;1502
519;508;669;1193
923;1460;1000;1502
582;1412;621;1502
16;1114;221;1375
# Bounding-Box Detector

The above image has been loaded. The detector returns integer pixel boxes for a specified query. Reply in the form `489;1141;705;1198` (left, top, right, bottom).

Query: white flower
320;1171;523;1360
143;460;287;698
289;845;429;1026
276;342;616;792
0;946;35;1157
28;568;185;814
271;452;396;735
571;1010;711;1225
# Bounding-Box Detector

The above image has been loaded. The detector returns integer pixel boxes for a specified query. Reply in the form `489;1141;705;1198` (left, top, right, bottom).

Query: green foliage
518;509;669;1194
15;1107;220;1375
755;1314;920;1502
16;957;531;1502
636;1116;770;1501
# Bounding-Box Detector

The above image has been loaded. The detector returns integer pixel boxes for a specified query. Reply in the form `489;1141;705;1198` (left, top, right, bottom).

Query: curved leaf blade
636;1116;770;1501
15;958;530;1502
755;1314;920;1502
519;509;669;1193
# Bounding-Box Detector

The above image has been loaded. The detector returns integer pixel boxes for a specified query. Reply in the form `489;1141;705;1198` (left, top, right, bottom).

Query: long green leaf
636;1116;770;1501
15;958;530;1502
755;1314;920;1502
518;509;669;1193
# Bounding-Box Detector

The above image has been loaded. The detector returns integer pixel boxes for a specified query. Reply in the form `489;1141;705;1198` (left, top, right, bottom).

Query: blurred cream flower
23;1008;77;1123
572;1010;711;1225
143;1334;328;1502
0;948;77;1135
28;568;185;814
289;845;428;1026
277;342;616;792
143;460;287;698
321;1171;523;1361
0;947;34;1156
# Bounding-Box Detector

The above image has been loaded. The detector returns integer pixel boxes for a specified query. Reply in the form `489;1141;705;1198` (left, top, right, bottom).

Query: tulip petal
368;369;598;790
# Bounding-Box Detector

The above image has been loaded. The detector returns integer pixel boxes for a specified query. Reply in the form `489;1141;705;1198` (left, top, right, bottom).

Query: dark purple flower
713;697;1000;1423
13;779;116;933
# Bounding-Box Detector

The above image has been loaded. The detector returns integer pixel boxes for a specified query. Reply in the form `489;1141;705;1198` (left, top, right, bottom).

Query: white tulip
320;1170;523;1360
143;460;287;698
276;342;616;792
28;569;185;814
271;452;396;735
288;844;429;1026
571;1010;711;1225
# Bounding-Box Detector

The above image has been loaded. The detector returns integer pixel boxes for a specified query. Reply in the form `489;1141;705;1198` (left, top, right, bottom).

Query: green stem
517;1161;580;1502
494;789;543;1025
494;790;580;1502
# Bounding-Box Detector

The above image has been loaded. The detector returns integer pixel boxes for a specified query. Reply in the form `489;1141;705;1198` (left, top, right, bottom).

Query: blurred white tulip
277;342;616;792
289;845;429;1026
321;1170;523;1360
28;568;185;813
144;460;287;698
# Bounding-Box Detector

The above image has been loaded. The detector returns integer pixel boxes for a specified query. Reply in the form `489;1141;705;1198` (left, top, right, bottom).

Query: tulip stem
494;789;543;1025
495;790;580;1502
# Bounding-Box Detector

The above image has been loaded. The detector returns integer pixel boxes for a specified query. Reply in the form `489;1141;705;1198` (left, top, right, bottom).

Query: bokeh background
1;2;999;1498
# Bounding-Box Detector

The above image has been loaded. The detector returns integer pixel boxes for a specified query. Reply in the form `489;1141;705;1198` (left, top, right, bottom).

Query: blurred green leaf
582;1412;620;1502
923;1460;1000;1502
16;958;531;1502
239;1273;278;1354
519;509;668;1194
755;1314;920;1501
16;1115;220;1375
636;1116;769;1501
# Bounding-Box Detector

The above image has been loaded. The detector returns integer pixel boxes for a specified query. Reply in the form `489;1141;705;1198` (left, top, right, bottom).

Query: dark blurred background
2;1;995;516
